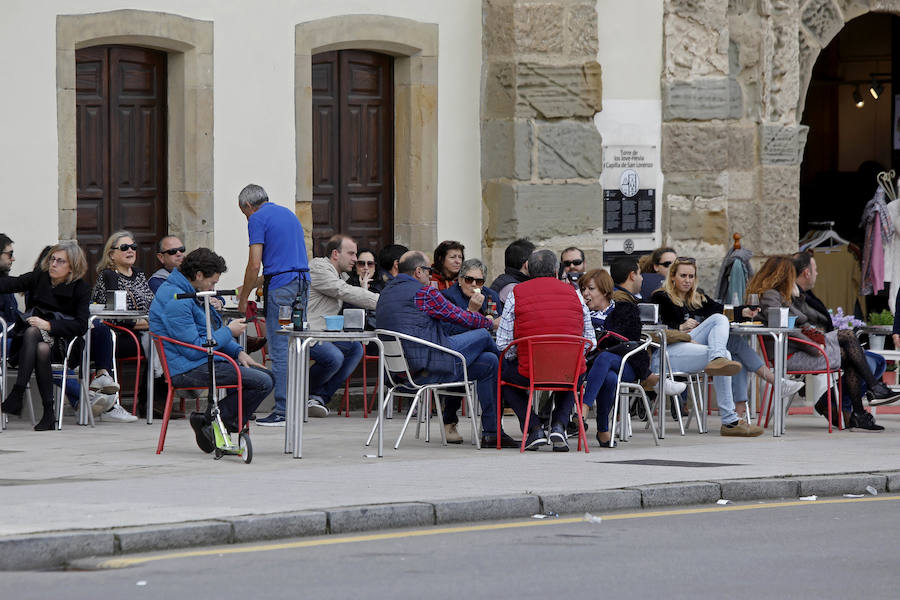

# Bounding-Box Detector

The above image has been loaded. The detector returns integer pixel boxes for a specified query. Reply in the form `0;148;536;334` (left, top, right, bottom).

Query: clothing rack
799;221;850;251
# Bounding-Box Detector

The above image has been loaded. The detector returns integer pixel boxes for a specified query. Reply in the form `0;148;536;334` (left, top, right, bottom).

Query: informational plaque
602;146;656;234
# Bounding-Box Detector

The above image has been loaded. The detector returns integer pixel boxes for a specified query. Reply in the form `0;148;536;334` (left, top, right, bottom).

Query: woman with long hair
749;255;894;431
639;246;676;299
0;241;90;430
651;257;802;436
429;240;464;291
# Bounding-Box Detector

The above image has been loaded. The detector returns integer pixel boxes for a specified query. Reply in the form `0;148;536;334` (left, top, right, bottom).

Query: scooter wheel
239;432;253;464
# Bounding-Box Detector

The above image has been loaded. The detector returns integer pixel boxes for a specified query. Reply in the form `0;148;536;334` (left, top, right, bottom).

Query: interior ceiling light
853;87;865;108
870;79;884;100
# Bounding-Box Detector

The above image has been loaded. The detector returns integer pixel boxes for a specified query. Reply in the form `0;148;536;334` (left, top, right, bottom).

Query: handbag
800;326;826;345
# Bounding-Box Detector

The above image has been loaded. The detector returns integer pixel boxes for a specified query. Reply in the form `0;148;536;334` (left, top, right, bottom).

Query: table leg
772;332;784;437
293;338;312;459
657;334;667;439
146;338;155;424
285;336;297;454
79;323;93;426
372;338;385;458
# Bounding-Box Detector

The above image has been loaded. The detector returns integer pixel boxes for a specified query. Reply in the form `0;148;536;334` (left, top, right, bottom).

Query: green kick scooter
176;288;252;463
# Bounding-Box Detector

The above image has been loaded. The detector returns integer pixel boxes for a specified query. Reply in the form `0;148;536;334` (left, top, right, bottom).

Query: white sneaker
90;373;120;394
104;404;138;422
664;379;687;396
90;392;117;417
307;398;329;418
780;378;805;398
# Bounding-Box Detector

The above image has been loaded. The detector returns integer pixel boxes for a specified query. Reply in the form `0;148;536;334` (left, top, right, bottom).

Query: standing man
305;235;373;416
496;249;596;451
0;234;17;329
147;235;186;293
237;184;310;426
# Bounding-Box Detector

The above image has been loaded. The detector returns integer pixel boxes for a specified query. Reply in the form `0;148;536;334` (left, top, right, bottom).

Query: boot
34;402;56;431
2;384;26;416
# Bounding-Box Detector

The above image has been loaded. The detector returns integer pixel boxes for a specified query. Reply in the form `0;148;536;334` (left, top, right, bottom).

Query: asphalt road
8;496;900;599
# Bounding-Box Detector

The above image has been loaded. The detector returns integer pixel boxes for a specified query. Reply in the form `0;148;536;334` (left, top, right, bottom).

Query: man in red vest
496;249;596;451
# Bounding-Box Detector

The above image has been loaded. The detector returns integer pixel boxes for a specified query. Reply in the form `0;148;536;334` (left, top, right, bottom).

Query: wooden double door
75;45;168;280
312;50;394;257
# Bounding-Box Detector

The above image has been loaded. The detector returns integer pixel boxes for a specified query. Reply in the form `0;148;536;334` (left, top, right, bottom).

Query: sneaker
704;357;742;377
780;378;805;398
89;373;120;394
664;379;687;396
307;397;329;418
189;412;215;453
866;382;900;407
103;404;138;422
481;430;520;448
720;418;763;437
848;410;884;432
524;427;548;451
444;422;463;444
89;392;117;417
549;423;569;452
256;412;286;427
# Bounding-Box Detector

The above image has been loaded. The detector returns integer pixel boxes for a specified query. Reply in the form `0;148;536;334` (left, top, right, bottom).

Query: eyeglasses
462;275;486;285
49;257;68;265
657;261;673;268
160;246;185;255
562;259;583;267
1;250;13;258
418;265;434;274
117;243;138;252
356;260;375;267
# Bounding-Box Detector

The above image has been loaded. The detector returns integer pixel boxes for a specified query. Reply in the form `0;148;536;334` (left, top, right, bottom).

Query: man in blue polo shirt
237;184;310;426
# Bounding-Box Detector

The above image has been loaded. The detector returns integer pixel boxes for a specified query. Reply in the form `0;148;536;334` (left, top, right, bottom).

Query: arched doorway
800;12;899;313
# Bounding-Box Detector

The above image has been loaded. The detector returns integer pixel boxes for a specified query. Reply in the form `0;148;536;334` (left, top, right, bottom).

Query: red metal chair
150;333;243;454
102;320;143;414
756;334;843;432
497;334;595;453
338;343;381;418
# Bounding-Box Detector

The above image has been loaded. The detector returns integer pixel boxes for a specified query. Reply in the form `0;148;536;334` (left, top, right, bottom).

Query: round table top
275;328;376;340
89;309;148;319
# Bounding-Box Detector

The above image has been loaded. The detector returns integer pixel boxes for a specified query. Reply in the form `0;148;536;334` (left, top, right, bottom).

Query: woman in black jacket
0;241;90;430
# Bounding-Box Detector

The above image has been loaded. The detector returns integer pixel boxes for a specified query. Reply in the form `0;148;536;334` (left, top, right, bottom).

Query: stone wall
481;0;604;272
661;0;900;292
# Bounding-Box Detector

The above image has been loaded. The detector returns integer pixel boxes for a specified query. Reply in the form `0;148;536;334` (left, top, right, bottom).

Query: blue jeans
501;357;576;433
727;335;764;404
440;328;499;430
308;341;364;403
653;339;739;425
265;279;303;415
583;352;635;433
171;362;274;430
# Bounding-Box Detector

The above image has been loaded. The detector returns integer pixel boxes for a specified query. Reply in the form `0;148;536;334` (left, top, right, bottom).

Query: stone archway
294;15;438;253
659;0;900;290
56;9;213;250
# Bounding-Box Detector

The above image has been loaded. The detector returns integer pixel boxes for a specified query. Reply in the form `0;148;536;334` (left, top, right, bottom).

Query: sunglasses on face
356;260;375;267
117;243;138;252
562;259;583;267
462;275;486;285
657;261;673;268
160;246;186;255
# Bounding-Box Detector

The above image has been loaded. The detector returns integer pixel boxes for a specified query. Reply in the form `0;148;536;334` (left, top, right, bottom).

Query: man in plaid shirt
375;251;519;447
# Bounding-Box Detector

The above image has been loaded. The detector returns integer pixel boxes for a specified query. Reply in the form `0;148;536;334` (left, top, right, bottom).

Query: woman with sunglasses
0;241;90;430
651;257;802;436
343;248;379;331
638;246;676;300
442;258;504;321
88;231;154;422
429;240;465;291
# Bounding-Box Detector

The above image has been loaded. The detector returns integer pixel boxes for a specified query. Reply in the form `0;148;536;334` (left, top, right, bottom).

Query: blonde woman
0;242;90;430
650;257;802;436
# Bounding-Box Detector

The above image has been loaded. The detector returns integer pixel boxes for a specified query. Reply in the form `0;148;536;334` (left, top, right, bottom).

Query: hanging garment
714;247;753;303
885;199;900;311
860;188;893;296
813;246;865;315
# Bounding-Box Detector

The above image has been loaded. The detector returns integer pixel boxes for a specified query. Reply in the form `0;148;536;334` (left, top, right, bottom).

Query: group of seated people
4;223;900;453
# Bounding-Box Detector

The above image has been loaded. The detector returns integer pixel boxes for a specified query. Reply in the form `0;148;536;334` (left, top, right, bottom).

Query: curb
2;469;898;571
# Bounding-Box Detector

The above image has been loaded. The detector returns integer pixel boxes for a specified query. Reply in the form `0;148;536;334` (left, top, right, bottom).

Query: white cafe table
81;310;154;426
276;329;385;459
728;324;799;436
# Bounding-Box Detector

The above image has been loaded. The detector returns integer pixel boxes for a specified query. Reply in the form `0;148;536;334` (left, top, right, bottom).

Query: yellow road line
100;494;900;569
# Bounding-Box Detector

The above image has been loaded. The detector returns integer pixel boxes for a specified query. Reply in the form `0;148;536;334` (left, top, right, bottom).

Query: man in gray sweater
305;235;377;416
